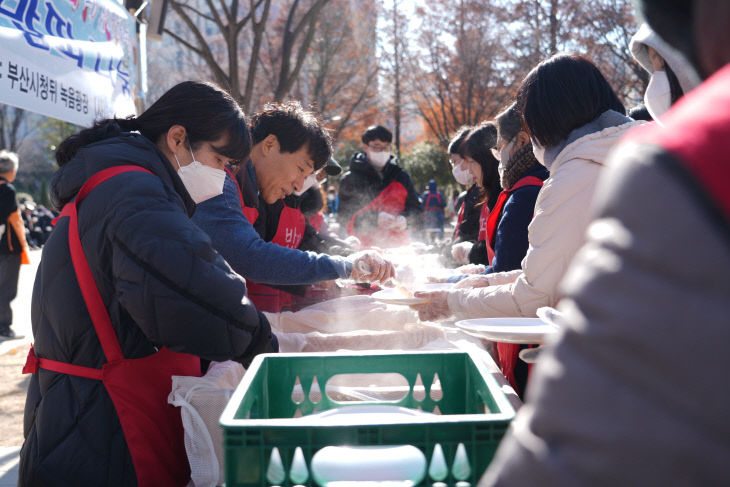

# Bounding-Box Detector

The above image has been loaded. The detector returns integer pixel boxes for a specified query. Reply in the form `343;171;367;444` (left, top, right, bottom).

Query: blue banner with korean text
0;0;137;126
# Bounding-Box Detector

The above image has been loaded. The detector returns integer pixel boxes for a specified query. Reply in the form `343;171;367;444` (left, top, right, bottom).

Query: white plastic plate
372;282;452;306
455;317;559;344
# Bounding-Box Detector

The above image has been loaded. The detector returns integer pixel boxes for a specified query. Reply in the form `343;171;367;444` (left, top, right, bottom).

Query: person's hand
455;263;485;274
410;290;451;321
451;241;473;265
377;211;396;229
393;215;407;231
344;235;362;249
377;212;407;231
453;274;492;289
350;250;396;283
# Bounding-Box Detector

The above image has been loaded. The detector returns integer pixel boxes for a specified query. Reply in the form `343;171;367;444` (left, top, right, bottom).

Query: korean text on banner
0;0;138;126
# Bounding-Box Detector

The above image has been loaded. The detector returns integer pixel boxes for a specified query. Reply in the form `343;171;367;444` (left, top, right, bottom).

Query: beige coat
447;117;644;319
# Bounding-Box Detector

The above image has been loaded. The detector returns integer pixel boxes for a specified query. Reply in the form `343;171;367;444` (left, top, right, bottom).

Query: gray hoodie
630;23;701;94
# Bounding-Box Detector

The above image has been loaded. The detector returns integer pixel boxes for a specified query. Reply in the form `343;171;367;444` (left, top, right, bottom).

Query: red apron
224;168;301;312
476;203;495;264
453;200;466;240
23;165;201;487
347;181;410;248
225;167;259;224
246;205;306;312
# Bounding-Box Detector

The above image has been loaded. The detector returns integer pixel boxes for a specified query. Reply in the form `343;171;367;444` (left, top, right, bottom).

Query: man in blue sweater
193;102;394;297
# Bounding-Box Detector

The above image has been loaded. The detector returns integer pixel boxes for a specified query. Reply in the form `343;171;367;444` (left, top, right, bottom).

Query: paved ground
0;249;40;486
0;447;20;487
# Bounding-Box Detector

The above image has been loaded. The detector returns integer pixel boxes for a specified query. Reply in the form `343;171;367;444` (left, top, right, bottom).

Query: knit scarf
502;143;540;190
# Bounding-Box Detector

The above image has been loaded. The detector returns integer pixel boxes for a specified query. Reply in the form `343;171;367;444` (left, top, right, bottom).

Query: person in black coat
445;126;483;266
452;185;481;242
0;150;28;339
337;125;422;247
20;81;277;486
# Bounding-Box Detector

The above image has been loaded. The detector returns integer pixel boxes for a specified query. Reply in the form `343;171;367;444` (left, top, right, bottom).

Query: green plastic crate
220;350;516;486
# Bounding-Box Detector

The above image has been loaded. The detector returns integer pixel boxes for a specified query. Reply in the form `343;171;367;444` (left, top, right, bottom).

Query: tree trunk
393;0;401;159
0;106;26;152
549;0;558;55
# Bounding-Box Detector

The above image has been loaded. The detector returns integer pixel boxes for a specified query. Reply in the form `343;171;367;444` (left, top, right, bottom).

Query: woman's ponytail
56;81;251;167
55;117;138;167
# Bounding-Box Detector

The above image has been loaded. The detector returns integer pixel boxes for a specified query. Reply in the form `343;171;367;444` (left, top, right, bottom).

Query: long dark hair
517;54;625;147
461;122;501;209
448;125;472;155
665;63;684;104
56;81;251;167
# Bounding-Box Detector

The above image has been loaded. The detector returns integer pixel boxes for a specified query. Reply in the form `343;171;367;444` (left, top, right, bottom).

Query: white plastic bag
169;361;246;487
264;295;419;334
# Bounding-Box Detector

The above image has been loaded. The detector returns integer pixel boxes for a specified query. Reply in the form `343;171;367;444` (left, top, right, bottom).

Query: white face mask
644;70;672;123
174;146;226;204
327;194;335;201
293;173;319;196
368;151;390;168
531;137;546;166
498;139;515;180
451;163;474;186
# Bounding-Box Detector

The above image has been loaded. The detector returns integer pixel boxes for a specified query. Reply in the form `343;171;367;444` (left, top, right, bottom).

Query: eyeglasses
367;142;391;152
490;137;515;160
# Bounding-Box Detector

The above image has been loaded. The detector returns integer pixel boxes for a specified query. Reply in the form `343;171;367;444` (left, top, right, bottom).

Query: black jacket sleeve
455;189;481;243
335;172;362;229
468;240;491;265
399;171;424;230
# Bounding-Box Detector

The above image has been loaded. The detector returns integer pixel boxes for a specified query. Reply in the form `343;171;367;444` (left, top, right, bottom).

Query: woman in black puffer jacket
20;81;277;487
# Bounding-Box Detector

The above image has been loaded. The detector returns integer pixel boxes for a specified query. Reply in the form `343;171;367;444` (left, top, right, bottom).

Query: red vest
453;200;466;240
347;180;410;248
225;167;259;224
225;168;299;312
246;203;306;312
477;203;495;264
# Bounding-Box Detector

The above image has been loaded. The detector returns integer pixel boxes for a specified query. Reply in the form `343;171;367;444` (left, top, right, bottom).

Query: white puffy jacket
446;113;644;319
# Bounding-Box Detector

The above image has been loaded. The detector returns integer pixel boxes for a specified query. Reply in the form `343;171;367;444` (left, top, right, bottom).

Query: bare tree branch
179;3;216;23
242;0;270;109
274;0;330;101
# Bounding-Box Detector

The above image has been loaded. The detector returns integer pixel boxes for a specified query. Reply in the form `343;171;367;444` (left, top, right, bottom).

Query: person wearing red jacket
337;125;423;248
